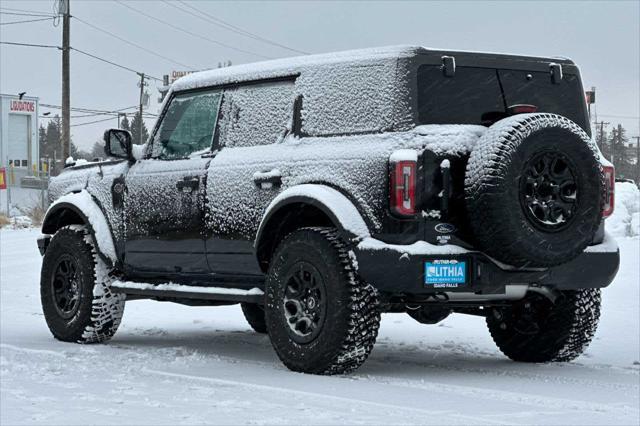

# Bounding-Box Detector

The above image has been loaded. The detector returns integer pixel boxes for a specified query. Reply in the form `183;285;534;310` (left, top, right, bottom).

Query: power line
0;41;60;49
73;15;196;70
0;11;57;17
115;0;273;60
164;1;308;55
0;17;56;25
70;116;120;127
1;40;163;81
0;6;55;15
71;47;162;81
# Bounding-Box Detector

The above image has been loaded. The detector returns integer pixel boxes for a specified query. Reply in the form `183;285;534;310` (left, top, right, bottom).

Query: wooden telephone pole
61;0;71;159
137;73;146;145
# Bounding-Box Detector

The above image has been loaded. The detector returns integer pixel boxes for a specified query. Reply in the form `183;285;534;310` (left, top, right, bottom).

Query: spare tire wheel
465;113;604;267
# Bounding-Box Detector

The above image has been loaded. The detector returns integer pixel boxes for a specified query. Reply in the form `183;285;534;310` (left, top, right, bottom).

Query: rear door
498;69;589;132
124;89;221;276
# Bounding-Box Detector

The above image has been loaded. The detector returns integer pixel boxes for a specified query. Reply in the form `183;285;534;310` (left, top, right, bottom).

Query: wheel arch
41;191;118;266
254;184;371;273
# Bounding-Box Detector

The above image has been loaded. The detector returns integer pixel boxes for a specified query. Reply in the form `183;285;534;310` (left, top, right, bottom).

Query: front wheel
265;227;380;375
40;225;125;343
487;289;601;362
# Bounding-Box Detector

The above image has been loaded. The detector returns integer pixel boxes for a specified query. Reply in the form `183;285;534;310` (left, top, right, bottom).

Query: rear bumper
355;233;620;297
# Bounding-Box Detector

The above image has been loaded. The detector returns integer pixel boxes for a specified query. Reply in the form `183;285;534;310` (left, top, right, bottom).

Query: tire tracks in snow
142;368;512;425
349;373;640;420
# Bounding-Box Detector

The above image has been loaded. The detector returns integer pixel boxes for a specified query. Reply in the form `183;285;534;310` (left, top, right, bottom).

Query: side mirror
103;129;133;160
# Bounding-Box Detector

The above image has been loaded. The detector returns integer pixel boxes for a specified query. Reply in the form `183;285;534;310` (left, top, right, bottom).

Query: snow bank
607;182;640;238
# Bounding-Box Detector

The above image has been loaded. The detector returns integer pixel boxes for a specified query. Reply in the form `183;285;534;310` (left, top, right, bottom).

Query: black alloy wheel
282;261;327;344
520;150;579;232
51;255;82;319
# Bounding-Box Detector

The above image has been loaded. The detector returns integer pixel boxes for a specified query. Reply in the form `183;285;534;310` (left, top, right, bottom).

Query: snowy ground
1;228;638;425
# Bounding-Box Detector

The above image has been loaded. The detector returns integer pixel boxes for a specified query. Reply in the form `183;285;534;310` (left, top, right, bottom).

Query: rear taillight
390;152;417;216
602;165;615;218
508;104;538;114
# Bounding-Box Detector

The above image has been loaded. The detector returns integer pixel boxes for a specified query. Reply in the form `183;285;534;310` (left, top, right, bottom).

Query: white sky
1;0;638;151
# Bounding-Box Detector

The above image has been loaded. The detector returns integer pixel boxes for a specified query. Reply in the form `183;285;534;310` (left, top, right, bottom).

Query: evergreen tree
45;115;62;160
38;124;48;158
129;111;150;145
608;124;633;179
120;114;131;132
90;140;104;160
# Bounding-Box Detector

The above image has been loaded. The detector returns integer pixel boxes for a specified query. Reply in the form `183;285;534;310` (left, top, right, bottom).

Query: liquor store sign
10;100;36;113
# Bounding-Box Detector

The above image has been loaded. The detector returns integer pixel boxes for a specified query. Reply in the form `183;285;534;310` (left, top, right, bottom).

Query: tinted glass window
152;90;221;159
218;80;294;148
498;70;588;131
417;65;505;125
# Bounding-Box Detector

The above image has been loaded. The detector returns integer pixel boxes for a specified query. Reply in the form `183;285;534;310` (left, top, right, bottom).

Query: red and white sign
10;100;35;113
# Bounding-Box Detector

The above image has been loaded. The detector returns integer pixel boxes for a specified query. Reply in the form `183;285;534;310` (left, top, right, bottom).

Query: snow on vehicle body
38;45;620;374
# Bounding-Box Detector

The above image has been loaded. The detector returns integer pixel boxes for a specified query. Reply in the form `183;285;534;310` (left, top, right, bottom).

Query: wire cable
0;41;60;49
164;1;308;55
0;11;57;17
0;17;56;25
70;116;121;127
73;15;196;70
115;0;273;60
71;47;163;81
0;6;55;15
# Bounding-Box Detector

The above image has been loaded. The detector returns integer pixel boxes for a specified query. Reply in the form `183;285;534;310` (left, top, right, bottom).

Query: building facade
0;93;40;184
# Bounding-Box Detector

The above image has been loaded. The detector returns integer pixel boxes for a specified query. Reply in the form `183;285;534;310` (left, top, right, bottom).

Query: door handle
176;176;200;192
253;169;282;189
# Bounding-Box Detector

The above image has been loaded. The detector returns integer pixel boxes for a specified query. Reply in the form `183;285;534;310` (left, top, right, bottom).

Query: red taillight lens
602;165;615;218
508;104;538;114
390;160;417;216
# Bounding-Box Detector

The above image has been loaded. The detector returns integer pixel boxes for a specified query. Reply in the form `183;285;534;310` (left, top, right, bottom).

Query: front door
124;89;222;276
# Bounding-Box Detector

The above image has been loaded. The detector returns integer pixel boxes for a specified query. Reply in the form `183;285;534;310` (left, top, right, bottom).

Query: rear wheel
265;227;380;375
487;289;601;362
40;225;125;343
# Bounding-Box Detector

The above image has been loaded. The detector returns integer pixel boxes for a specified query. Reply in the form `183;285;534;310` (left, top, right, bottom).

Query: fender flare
41;190;117;265
255;184;371;249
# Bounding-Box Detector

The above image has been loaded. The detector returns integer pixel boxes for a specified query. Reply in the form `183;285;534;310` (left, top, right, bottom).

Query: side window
151;89;221;160
218;80;294;148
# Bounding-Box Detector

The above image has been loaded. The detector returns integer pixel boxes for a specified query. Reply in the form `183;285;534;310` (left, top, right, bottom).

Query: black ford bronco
38;46;619;374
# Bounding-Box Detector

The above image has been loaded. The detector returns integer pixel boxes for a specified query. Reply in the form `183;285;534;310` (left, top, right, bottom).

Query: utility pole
137;73;146;145
61;0;71;159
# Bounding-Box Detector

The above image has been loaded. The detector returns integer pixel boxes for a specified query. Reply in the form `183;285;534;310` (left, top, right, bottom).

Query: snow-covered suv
38;46;620;374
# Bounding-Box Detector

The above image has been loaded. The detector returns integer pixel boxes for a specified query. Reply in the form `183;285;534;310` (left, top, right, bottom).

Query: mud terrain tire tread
265;227;380;375
465;113;604;267
487;289;601;362
241;302;268;334
40;225;125;343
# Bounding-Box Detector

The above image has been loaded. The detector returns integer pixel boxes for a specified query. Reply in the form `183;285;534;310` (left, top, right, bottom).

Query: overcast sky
1;0;638;151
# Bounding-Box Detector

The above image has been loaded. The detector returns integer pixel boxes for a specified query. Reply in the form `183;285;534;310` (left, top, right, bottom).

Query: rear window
417;65;504;125
498;70;587;130
417;64;589;132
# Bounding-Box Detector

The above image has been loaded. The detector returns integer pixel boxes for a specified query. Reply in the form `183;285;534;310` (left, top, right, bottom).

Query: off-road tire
466;113;604;267
487;289;601;362
241;302;267;334
40;225;125;343
265;227;380;375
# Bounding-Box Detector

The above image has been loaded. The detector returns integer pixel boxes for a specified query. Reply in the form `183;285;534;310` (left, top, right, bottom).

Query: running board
111;281;264;303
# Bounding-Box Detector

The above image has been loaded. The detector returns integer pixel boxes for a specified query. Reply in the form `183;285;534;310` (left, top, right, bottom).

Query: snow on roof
172;45;421;92
171;44;575;93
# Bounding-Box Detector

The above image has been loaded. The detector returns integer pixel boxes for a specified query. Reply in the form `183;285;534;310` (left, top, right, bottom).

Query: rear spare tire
465;113;603;267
